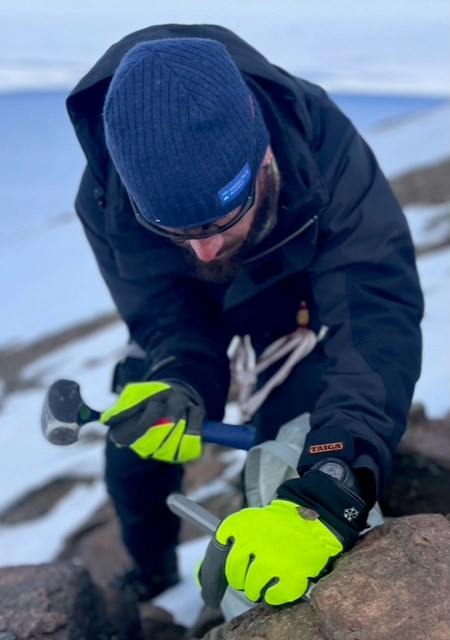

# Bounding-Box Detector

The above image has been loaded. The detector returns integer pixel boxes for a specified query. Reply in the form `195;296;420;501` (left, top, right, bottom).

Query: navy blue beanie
103;38;270;229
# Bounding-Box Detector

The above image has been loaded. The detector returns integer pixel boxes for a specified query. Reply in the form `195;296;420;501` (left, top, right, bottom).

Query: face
180;151;281;282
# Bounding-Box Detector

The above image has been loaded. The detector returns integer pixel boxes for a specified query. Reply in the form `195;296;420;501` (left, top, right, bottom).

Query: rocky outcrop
312;513;450;640
380;407;450;516
0;561;140;639
1;515;449;639
204;514;450;640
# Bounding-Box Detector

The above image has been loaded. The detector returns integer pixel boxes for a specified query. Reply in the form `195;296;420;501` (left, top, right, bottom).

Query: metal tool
167;493;256;619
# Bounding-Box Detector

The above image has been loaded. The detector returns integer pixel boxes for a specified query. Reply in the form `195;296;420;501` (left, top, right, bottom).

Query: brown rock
186;605;225;639
57;501;132;588
203;600;323;640
140;618;186;640
399;412;450;471
98;585;143;640
203;514;450;640
380;411;450;516
313;514;450;640
0;561;125;639
380;453;450;516
390;159;450;207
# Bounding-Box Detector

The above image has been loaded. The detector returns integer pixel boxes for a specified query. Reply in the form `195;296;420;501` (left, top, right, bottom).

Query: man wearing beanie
66;24;423;608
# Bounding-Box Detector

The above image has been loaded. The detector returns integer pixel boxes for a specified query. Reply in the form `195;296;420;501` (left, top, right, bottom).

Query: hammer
41;378;256;450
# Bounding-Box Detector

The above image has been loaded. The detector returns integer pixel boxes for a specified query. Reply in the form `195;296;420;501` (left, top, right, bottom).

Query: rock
139;602;187;640
313;514;450;639
97;585;143;640
203;514;450;640
0;478;91;525
140;618;187;640
390;159;450;207
0;561;141;639
380;453;450;516
399;410;450;471
186;605;225;639
57;501;132;588
202;600;323;640
57;504;177;637
380;411;450;516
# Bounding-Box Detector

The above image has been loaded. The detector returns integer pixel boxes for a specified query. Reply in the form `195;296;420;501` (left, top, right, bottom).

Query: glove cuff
276;470;368;548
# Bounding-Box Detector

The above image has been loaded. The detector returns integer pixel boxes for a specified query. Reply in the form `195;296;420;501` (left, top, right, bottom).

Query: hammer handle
202;421;255;451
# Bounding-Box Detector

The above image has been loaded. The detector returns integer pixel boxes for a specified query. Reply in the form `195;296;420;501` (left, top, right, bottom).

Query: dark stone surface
0;561;114;639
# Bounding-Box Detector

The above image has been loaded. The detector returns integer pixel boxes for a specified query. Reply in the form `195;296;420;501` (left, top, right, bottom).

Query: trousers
104;343;326;572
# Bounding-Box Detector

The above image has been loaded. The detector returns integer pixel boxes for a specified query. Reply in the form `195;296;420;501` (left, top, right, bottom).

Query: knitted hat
103;38;270;229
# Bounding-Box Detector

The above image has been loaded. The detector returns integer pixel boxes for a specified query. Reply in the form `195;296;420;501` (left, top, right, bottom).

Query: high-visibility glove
100;380;205;463
199;460;368;607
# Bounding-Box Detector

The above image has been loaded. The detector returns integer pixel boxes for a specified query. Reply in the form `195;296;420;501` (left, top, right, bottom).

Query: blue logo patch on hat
218;163;251;207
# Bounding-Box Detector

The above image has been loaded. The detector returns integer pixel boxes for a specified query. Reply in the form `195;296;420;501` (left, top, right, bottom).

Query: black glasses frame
130;162;257;241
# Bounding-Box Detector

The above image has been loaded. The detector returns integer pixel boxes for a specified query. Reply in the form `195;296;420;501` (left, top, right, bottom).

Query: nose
188;235;225;262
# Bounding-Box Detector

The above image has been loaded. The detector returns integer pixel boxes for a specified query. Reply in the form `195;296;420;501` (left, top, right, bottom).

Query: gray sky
0;0;450;95
1;0;449;94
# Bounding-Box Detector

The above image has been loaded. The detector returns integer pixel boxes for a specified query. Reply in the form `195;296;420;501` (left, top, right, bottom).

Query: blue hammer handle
202;420;256;451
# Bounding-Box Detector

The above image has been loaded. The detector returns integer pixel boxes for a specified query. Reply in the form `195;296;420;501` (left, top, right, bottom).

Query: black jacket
67;24;423;500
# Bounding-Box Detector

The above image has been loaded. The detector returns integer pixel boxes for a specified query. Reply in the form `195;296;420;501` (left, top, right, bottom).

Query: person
66;23;423;607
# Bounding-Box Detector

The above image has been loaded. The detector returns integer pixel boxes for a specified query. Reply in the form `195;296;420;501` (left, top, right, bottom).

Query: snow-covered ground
0;1;449;627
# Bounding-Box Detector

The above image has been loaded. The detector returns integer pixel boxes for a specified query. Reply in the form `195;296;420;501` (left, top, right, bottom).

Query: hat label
218;162;251;207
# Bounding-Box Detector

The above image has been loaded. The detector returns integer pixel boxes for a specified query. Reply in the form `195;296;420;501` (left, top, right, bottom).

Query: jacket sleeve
300;101;424;501
74;165;231;419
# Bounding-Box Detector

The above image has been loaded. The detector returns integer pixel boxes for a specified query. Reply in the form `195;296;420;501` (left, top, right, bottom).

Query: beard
182;159;281;283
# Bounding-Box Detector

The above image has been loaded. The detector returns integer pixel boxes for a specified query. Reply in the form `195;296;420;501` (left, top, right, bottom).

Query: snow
0;481;107;565
0;1;449;628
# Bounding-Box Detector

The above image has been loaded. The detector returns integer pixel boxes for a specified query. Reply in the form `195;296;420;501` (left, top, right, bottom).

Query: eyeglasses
130;163;257;241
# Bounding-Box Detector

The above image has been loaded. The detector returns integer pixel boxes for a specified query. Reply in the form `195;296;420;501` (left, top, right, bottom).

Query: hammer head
41;379;100;445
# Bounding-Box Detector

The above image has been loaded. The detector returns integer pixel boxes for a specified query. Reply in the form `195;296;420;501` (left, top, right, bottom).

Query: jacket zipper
243;214;318;264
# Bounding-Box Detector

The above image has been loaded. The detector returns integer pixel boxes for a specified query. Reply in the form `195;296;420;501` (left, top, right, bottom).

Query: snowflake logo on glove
344;507;359;521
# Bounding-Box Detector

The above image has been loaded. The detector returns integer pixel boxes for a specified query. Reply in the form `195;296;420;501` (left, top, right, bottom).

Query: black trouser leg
105;437;183;573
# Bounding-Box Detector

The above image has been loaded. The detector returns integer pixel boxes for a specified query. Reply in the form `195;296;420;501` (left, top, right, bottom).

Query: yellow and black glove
100;380;205;463
199;459;368;606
